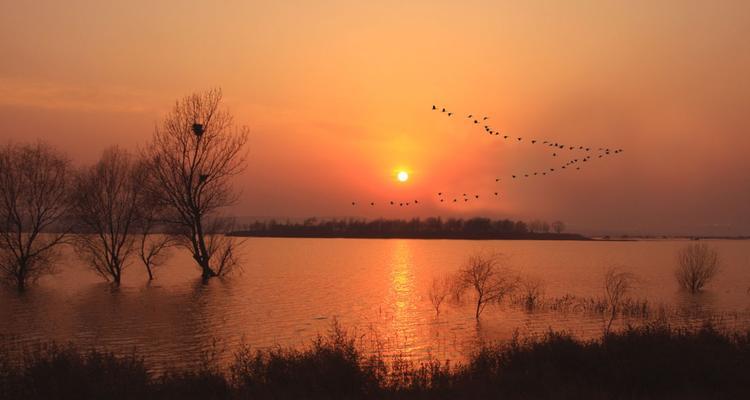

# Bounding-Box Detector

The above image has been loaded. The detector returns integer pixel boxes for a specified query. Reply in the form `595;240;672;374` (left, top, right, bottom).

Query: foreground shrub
1;324;749;399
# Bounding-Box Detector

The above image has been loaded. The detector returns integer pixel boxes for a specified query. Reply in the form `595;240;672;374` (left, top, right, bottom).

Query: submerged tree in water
0;142;72;290
675;243;720;293
603;267;636;334
144;88;248;281
71;147;149;285
455;253;518;320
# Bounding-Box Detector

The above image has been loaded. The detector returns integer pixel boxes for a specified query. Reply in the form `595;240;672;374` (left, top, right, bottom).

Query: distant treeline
230;217;589;240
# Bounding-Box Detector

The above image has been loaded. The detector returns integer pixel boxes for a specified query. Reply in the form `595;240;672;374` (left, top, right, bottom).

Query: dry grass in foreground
2;322;749;399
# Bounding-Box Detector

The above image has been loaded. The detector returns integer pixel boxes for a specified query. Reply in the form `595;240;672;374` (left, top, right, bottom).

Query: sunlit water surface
2;239;749;370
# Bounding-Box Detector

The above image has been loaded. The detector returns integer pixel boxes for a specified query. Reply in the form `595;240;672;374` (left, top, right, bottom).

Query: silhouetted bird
352;202;356;206
494;192;498;195
512;175;516;178
442;108;446;112
503;135;509;139
517;137;522;141
531;140;537;144
474;120;478;124
414;200;419;204
192;123;204;136
448;112;453;116
553;153;557;156
438;192;443;196
390;201;394;205
475;195;479;198
483;116;488;120
370;202;375;206
432;105;436;110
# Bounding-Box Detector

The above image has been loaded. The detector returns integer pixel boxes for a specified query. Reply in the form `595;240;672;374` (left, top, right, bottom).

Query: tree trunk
200;262;217;282
16;262;27;292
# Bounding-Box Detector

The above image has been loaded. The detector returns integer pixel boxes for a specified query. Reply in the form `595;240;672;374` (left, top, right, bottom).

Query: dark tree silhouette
0;142;72;290
454;254;518;319
428;274;452;316
603;267;636;334
675;243;720;293
71;147;147;285
233;217;582;240
551;220;566;234
137;200;178;281
144;88;248;280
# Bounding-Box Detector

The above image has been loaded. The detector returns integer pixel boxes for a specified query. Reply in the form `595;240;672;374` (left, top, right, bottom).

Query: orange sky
2;1;749;235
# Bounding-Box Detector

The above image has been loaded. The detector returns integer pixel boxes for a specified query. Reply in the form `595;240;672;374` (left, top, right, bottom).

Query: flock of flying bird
350;104;624;208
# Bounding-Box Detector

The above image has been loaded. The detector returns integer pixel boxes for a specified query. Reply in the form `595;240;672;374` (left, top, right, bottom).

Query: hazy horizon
2;1;749;236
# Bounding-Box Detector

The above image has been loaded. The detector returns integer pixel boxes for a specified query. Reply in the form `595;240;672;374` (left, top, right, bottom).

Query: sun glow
397;171;409;182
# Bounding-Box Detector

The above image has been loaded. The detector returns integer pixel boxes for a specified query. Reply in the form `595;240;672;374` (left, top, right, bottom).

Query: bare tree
71;147;147;285
0;142;72;290
551;221;565;234
143;88;248;281
137;204;177;281
455;254;518;319
428;274;453;316
603;267;636;334
675;243;720;293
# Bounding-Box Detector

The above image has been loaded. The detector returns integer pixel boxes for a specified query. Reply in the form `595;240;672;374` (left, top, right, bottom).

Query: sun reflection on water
385;240;419;356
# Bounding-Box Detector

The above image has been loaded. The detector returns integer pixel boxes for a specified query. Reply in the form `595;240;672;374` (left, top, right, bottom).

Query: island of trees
230;217;588;240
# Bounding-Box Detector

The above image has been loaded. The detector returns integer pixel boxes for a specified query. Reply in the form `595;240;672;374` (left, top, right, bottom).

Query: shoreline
227;231;592;240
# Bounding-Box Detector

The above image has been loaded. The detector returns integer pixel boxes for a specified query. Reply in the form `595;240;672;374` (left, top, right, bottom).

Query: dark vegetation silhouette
0;89;248;290
517;275;545;310
676;242;720;293
71;147;150;285
435;256;649;325
452;253;518;319
143;88;248;281
0;142;72;290
603;267;637;334
427;275;452;316
2;323;749;399
232;217;585;240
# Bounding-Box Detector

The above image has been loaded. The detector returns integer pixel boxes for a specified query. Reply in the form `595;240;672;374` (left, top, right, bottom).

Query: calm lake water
2;238;749;370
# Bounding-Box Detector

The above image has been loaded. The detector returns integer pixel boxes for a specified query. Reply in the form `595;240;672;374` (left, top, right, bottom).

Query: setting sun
397;171;409;182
